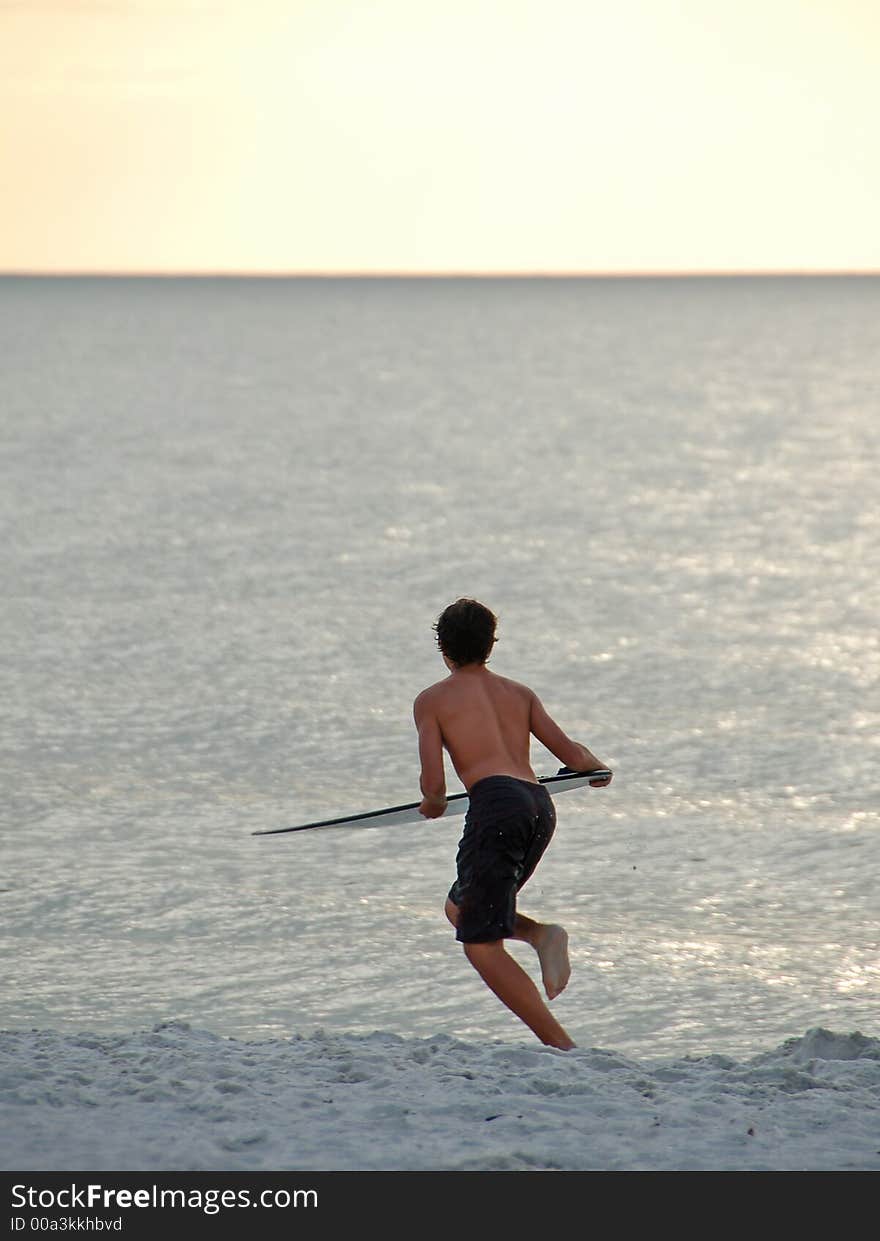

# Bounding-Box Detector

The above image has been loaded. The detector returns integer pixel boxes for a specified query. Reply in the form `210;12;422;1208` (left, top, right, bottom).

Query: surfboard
253;767;612;837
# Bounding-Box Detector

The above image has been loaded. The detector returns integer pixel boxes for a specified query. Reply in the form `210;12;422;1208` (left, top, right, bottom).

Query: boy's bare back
414;666;536;792
414;663;609;816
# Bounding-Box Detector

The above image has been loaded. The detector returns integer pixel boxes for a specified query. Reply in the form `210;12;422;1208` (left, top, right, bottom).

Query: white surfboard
253;767;612;837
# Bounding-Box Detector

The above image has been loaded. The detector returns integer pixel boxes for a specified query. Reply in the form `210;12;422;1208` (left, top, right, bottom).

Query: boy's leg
462;940;576;1050
445;898;575;1048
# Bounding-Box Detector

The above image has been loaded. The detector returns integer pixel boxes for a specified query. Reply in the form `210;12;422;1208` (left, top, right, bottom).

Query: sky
1;0;879;274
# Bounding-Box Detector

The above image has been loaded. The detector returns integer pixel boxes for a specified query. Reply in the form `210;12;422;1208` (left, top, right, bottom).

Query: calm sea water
2;275;878;1058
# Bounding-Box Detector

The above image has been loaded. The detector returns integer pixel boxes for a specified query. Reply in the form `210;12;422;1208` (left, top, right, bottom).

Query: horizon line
2;267;879;279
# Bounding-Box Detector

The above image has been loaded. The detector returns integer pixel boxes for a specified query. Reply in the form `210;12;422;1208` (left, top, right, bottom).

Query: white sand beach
2;1023;878;1172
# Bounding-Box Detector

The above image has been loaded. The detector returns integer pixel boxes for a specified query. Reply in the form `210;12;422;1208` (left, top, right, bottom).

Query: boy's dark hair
434;598;498;666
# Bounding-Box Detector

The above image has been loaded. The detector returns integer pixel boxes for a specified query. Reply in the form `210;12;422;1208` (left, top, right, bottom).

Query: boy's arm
413;691;448;818
528;691;613;785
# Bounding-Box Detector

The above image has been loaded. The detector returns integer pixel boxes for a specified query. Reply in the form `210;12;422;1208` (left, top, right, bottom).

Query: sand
2;1022;878;1172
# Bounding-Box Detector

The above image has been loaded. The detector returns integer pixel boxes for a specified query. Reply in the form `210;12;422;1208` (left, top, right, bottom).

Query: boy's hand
587;769;613;787
419;796;447;819
558;764;613;787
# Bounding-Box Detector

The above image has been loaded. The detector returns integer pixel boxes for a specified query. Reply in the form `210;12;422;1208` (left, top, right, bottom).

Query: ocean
2;274;878;1068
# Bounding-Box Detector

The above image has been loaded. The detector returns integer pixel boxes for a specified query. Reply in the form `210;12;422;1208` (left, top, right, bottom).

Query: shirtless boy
413;598;612;1050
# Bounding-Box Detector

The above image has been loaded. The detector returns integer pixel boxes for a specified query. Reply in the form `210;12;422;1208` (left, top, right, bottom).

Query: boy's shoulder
492;671;537;700
413;678;448;715
414;670;537;713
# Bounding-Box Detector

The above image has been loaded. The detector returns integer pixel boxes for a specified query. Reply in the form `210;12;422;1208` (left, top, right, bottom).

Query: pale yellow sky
1;0;878;273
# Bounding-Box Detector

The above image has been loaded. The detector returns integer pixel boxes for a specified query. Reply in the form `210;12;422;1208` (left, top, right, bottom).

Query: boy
413;598;612;1050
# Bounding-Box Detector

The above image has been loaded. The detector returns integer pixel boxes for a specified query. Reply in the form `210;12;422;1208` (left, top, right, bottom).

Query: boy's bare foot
535;924;571;1000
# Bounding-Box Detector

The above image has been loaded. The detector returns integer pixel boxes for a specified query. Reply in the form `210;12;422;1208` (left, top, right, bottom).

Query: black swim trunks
447;775;556;944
